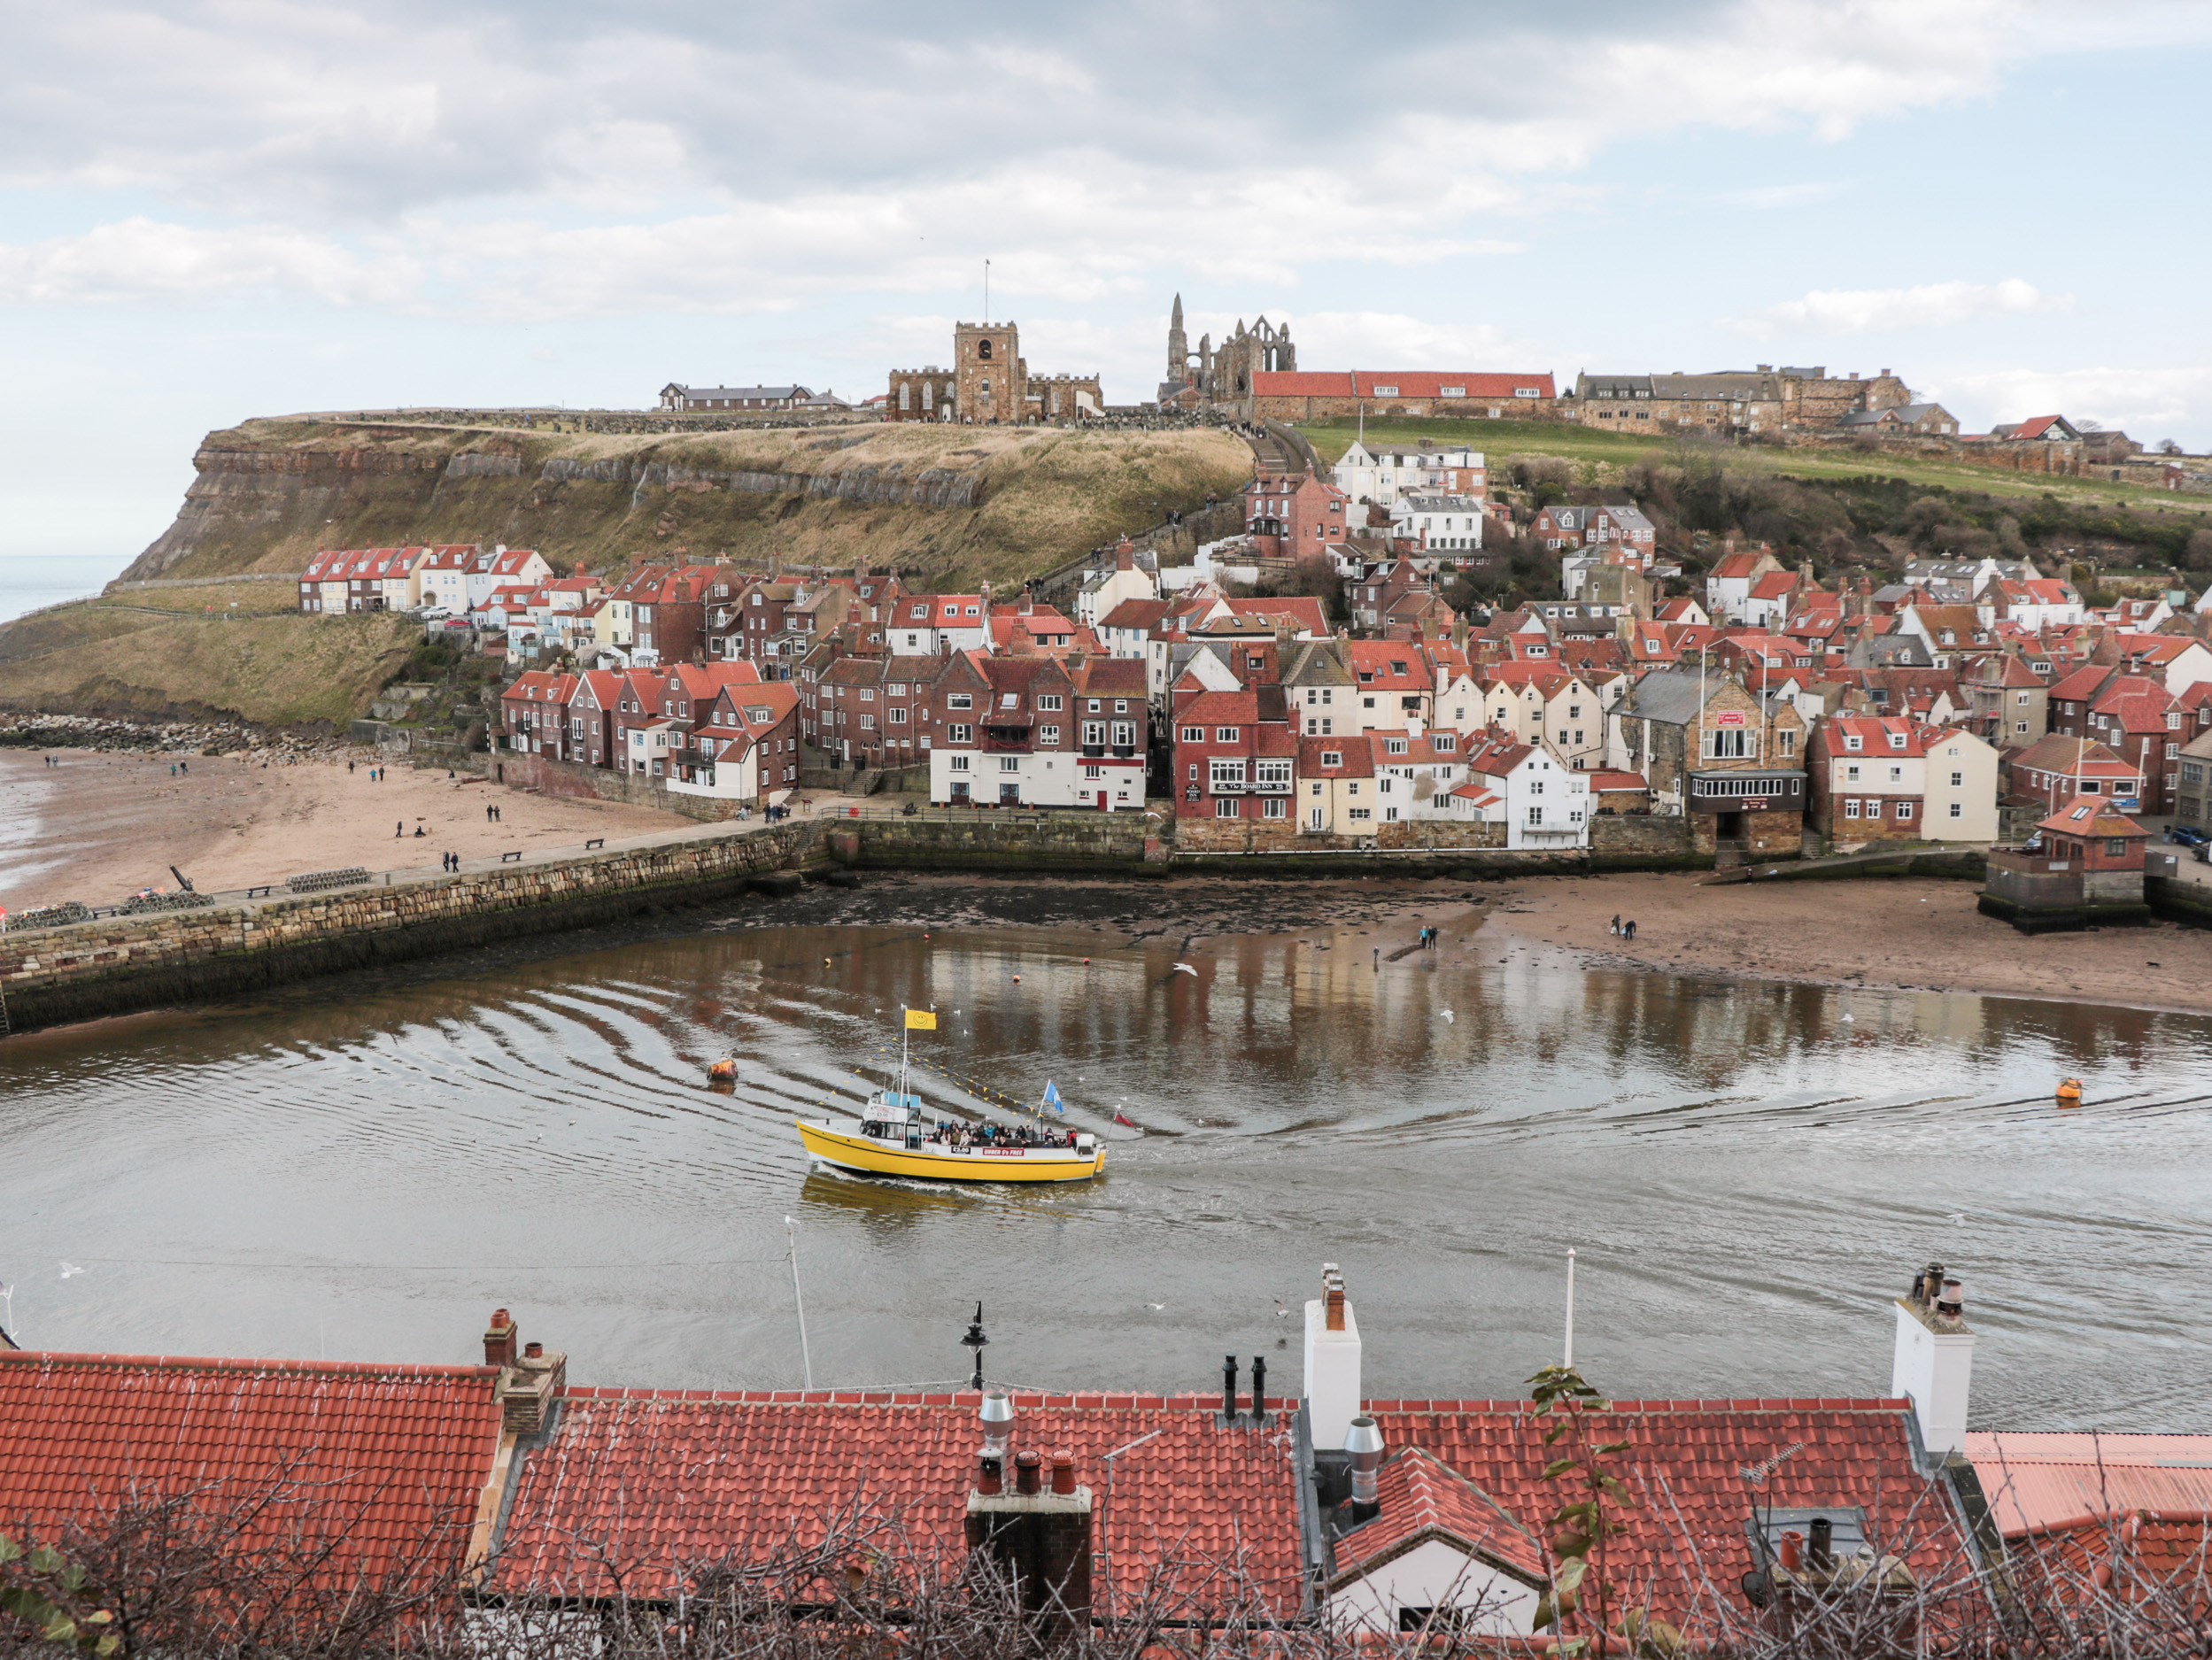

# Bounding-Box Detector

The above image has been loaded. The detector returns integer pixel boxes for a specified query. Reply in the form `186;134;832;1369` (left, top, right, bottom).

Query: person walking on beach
1373;946;1380;969
348;761;355;774
1624;919;1637;942
395;821;404;838
1610;914;1620;936
486;804;494;822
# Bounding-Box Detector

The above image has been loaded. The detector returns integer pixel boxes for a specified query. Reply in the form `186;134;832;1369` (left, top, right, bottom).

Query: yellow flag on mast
905;1008;937;1031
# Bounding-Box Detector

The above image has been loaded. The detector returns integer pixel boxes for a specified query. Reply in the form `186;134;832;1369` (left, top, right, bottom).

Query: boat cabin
861;1093;924;1146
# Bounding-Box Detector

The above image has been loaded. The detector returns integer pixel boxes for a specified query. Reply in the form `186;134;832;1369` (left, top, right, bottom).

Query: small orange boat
708;1055;739;1084
2055;1077;2083;1106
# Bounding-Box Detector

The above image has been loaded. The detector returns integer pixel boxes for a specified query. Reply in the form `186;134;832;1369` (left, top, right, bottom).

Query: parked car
2168;823;2209;849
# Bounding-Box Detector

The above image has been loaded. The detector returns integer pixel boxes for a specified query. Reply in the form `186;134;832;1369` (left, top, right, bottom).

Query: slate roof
1620;668;1716;724
0;1349;499;1581
486;1391;1304;1610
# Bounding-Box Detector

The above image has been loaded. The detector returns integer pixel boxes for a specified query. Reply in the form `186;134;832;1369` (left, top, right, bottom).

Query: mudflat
0;749;692;913
1490;870;2212;1016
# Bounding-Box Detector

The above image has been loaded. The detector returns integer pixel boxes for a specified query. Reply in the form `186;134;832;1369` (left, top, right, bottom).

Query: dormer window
1845;734;1863;752
1387;739;1407;754
1889;733;1906;750
1321;751;1342;768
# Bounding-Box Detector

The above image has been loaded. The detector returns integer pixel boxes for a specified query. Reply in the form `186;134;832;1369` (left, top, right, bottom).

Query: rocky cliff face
125;417;1250;589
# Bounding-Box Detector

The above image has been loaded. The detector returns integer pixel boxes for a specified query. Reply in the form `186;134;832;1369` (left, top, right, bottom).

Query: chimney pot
977;1453;1002;1495
1015;1448;1042;1495
1049;1450;1076;1495
1779;1530;1805;1572
483;1309;518;1368
1222;1354;1238;1422
1345;1415;1384;1523
1249;1355;1267;1424
1808;1516;1834;1570
524;1341;543;1358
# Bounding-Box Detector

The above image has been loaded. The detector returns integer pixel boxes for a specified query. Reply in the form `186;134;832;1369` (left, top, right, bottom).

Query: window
1386;738;1407;755
1889;766;1903;783
1215;797;1240;818
1779;729;1796;756
948;723;972;745
1897;800;1914;820
948;693;973;710
1263;797;1287;819
1216;727;1239;742
1845;765;1860;783
1526;806;1544;825
1000;756;1019;772
2107;838;2129;857
1706;729;1755;759
1039;695;1063;711
1040;724;1060;745
1179;725;1203;743
1949;801;1963;819
890;706;908;724
1845;799;1861;819
949;754;970;772
1210;759;1246;789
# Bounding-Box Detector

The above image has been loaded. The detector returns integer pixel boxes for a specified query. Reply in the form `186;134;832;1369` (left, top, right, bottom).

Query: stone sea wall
0;806;1722;1036
0;825;816;1034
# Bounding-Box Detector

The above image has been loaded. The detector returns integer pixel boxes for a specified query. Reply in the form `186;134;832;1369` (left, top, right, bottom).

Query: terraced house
926;652;1148;810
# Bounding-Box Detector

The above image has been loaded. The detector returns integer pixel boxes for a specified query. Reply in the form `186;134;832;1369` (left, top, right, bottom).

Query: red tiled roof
488;1392;1303;1610
1967;1432;2212;1539
0;1349;499;1581
1362;1397;1953;1631
1331;1447;1546;1584
2038;794;2150;838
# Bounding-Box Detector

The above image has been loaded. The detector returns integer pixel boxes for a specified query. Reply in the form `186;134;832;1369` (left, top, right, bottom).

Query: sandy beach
1489;870;2212;1016
0;748;693;913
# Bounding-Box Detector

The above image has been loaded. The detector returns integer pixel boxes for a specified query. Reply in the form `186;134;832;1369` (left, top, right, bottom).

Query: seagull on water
1172;963;1198;977
59;1262;83;1278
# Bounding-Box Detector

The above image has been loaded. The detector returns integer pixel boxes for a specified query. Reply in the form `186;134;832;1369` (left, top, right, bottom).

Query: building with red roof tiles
2049;674;2185;811
1809;717;1998;845
1363;728;1467;823
1454;733;1589;845
1247;370;1556;422
890;591;991;656
1172;686;1294;826
1967;1431;2212;1596
1968;650;2052;745
0;1342;504;1602
500;670;584;761
669;682;800;805
1983;792;2151;929
2000;735;2142;819
297;546;431;614
1230;595;1333;640
926;652;1148;809
1704;544;1784;622
1294;732;1375;834
1340;639;1436;730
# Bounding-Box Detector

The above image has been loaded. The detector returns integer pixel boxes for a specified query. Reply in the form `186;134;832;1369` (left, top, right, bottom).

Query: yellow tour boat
794;1008;1105;1185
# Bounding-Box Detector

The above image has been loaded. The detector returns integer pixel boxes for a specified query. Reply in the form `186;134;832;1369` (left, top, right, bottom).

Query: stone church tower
1162;295;1293;405
1166;293;1188;385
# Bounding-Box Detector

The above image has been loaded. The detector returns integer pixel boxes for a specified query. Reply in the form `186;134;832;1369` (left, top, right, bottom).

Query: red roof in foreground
488;1391;1303;1610
0;1350;499;1577
1966;1432;2212;1538
1361;1397;1953;1628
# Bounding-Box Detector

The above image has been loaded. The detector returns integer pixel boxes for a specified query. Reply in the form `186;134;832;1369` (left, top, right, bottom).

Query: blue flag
1042;1080;1064;1114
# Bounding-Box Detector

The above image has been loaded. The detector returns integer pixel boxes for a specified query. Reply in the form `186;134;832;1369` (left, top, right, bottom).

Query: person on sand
348;761;355;774
1610;914;1620;936
395;822;404;837
414;826;426;838
1625;919;1637;941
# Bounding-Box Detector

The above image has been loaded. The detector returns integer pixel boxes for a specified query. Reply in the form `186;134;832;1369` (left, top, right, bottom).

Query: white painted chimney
1890;1262;1974;1457
1303;1262;1363;1449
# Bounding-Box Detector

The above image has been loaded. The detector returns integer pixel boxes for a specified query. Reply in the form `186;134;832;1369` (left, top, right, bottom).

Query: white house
466;546;551;608
1365;728;1466;822
892;593;989;655
1330;443;1486;513
1074;542;1159;627
1325;1448;1549;1638
664;685;800;806
1459;737;1589;848
1389;493;1485;552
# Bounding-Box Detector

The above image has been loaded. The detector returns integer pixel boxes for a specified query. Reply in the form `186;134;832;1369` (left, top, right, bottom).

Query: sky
4;0;2210;586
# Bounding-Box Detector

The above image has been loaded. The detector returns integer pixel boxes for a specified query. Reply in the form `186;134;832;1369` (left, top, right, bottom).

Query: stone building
1612;668;1807;858
1162;295;1296;404
1566;367;1910;434
886;321;1102;424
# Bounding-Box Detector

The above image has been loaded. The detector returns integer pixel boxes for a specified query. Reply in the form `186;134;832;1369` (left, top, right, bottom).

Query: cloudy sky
4;0;2209;581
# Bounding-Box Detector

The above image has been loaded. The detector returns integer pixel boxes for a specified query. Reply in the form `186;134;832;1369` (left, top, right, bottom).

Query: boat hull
796;1120;1104;1184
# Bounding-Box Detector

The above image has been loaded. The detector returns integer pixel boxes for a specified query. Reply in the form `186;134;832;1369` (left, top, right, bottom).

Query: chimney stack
1221;1355;1238;1425
1249;1355;1267;1425
490;1320;566;1437
1304;1263;1364;1449
966;1435;1093;1640
483;1308;518;1368
1891;1261;1975;1459
1346;1415;1384;1525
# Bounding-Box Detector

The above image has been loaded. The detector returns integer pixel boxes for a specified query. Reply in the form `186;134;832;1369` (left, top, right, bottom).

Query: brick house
1172;687;1296;829
1529;503;1657;554
926;652;1147;810
1808;716;1991;845
1248;370;1556;422
500;671;584;761
669;683;801;805
1243;470;1350;558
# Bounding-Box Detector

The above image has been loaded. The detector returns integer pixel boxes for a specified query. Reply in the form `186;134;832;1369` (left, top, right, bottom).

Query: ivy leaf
1557;1557;1589;1595
1541;1458;1580;1481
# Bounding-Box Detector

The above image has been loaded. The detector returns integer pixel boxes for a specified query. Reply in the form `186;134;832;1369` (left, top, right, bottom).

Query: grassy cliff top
130;416;1252;591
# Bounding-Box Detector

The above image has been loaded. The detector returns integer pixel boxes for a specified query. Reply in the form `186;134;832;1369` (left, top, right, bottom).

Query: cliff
126;415;1252;590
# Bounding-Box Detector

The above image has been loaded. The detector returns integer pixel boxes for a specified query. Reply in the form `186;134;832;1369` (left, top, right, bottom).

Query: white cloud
1734;279;2076;336
0;218;414;307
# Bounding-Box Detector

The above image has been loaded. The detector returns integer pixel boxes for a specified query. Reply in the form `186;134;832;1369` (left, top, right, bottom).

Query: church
885;321;1102;424
1160;294;1295;406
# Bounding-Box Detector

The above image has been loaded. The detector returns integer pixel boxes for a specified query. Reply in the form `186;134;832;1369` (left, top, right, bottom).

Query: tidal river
3;894;2208;1431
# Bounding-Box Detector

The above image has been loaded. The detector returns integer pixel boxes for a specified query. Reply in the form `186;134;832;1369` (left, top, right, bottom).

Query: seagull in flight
59;1262;84;1278
1172;963;1198;977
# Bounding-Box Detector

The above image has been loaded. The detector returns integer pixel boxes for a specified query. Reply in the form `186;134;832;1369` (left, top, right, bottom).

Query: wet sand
1489;870;2212;1016
0;749;692;912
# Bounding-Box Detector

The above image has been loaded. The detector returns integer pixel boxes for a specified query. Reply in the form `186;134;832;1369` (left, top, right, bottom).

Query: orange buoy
2056;1077;2084;1106
708;1056;738;1083
1013;975;1022;984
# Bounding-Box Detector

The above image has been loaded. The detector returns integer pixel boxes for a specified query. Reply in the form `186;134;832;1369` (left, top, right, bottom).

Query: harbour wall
0;808;1713;1035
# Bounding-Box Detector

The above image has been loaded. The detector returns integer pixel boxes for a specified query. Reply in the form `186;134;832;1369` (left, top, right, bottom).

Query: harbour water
2;906;2208;1429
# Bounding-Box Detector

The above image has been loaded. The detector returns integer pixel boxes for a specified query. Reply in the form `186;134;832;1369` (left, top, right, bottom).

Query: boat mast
900;1008;911;1102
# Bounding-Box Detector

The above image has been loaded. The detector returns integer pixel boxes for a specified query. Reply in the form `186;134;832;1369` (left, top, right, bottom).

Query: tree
2158;438;2184;455
2184;529;2212;574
